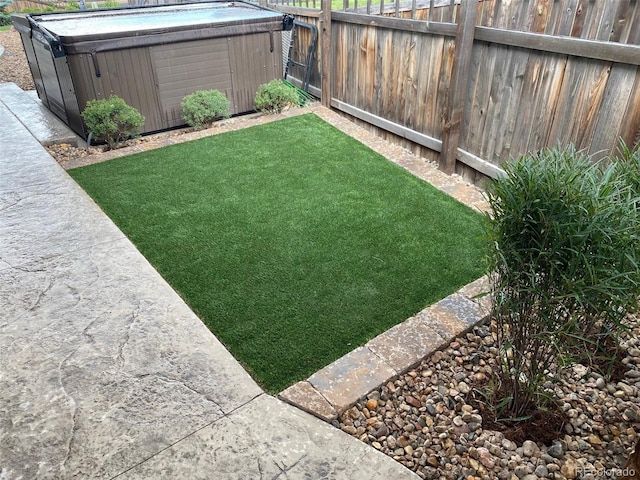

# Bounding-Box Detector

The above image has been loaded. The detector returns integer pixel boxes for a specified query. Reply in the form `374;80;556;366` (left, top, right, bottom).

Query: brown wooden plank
331;97;444;151
618;1;640;44
492;0;515;30
520;0;539;32
474;26;640;65
579;0;598;39
591;0;620;42
414;32;443;139
554;0;580;36
618;66;640;147
570;0;587;37
389;30;405;122
544;0;565;35
479;43;517;164
610;0;632;43
460;39;494;159
589;63;638;157
331;11;457;35
490;46;531;165
372;22;385;116
439;0;478;173
530;0;550;34
505;49;561;157
321;0;332;106
545;58;608;150
387;29;402;122
333;22;347;101
402;32;420;130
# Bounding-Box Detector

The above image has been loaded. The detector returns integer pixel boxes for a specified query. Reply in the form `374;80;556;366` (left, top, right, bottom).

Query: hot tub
12;1;293;137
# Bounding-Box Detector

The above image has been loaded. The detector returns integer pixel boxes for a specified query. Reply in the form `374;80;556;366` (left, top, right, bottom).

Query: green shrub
485;145;640;420
254;79;300;114
180;89;230;129
0;0;11;23
81;95;145;150
101;1;120;8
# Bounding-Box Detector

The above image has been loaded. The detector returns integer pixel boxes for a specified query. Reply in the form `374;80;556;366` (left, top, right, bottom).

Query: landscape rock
336;307;639;480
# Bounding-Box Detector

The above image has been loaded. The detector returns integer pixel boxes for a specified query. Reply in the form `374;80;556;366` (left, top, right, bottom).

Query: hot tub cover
33;2;286;39
19;1;293;55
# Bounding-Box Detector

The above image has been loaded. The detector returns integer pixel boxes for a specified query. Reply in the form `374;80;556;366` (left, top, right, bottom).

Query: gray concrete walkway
0;100;418;478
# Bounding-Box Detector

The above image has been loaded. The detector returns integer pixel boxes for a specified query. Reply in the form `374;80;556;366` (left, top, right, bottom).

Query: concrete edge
278;275;491;422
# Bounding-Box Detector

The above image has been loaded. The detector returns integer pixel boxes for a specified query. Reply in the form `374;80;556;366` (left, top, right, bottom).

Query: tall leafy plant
485;145;640;419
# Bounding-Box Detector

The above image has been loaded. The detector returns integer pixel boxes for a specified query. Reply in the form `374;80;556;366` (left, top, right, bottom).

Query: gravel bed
0;27;35;90
337;317;640;479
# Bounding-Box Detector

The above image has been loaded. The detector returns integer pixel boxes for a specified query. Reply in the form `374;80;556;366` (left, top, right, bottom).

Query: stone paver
279;381;337;421
308;346;397;413
0;99;419;479
366;316;447;373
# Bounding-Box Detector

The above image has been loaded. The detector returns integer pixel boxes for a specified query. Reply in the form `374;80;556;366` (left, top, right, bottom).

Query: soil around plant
470;386;570;446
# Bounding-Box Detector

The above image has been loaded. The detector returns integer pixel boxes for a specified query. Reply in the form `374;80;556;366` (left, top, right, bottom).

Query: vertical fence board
321;0;331;106
610;0;632;43
589;64;638;157
439;0;479;173
555;0;581;35
618;69;640;147
403;33;419;130
548;58;608;151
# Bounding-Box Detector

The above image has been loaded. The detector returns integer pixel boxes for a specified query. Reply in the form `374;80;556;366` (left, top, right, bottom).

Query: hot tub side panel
68;31;284;135
32;41;83;133
66;47;165;136
228;32;283;114
149;37;234;129
16;30;46;104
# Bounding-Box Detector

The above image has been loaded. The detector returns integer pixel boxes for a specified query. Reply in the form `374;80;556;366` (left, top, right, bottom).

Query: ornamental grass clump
181;89;230;130
81;95;144;150
485;145;640;421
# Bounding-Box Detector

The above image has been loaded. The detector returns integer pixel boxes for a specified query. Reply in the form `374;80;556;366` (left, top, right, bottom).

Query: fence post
320;0;332;107
439;0;478;174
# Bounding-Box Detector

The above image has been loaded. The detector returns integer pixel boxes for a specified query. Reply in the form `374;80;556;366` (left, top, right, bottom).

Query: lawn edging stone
278;275;491;422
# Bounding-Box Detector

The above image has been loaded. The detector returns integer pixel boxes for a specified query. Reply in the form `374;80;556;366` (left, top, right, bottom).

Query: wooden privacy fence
267;0;640;184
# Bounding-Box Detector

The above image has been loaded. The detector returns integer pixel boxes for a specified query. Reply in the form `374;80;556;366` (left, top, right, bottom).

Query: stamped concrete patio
0;83;490;479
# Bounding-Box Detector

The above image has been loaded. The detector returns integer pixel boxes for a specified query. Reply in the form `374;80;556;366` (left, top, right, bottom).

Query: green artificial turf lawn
69;113;486;392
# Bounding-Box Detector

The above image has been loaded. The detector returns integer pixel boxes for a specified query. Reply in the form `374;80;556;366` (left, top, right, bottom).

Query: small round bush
81;95;145;150
181;89;230;129
254;80;300;114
